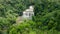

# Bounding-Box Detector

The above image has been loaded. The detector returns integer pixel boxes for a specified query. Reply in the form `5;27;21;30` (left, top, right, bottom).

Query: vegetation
0;0;60;34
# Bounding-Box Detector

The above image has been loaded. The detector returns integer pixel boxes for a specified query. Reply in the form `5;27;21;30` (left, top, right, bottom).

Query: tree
33;0;60;30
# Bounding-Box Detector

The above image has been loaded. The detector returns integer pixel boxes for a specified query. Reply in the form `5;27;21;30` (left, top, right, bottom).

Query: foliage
8;20;60;34
0;0;60;34
33;0;60;31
